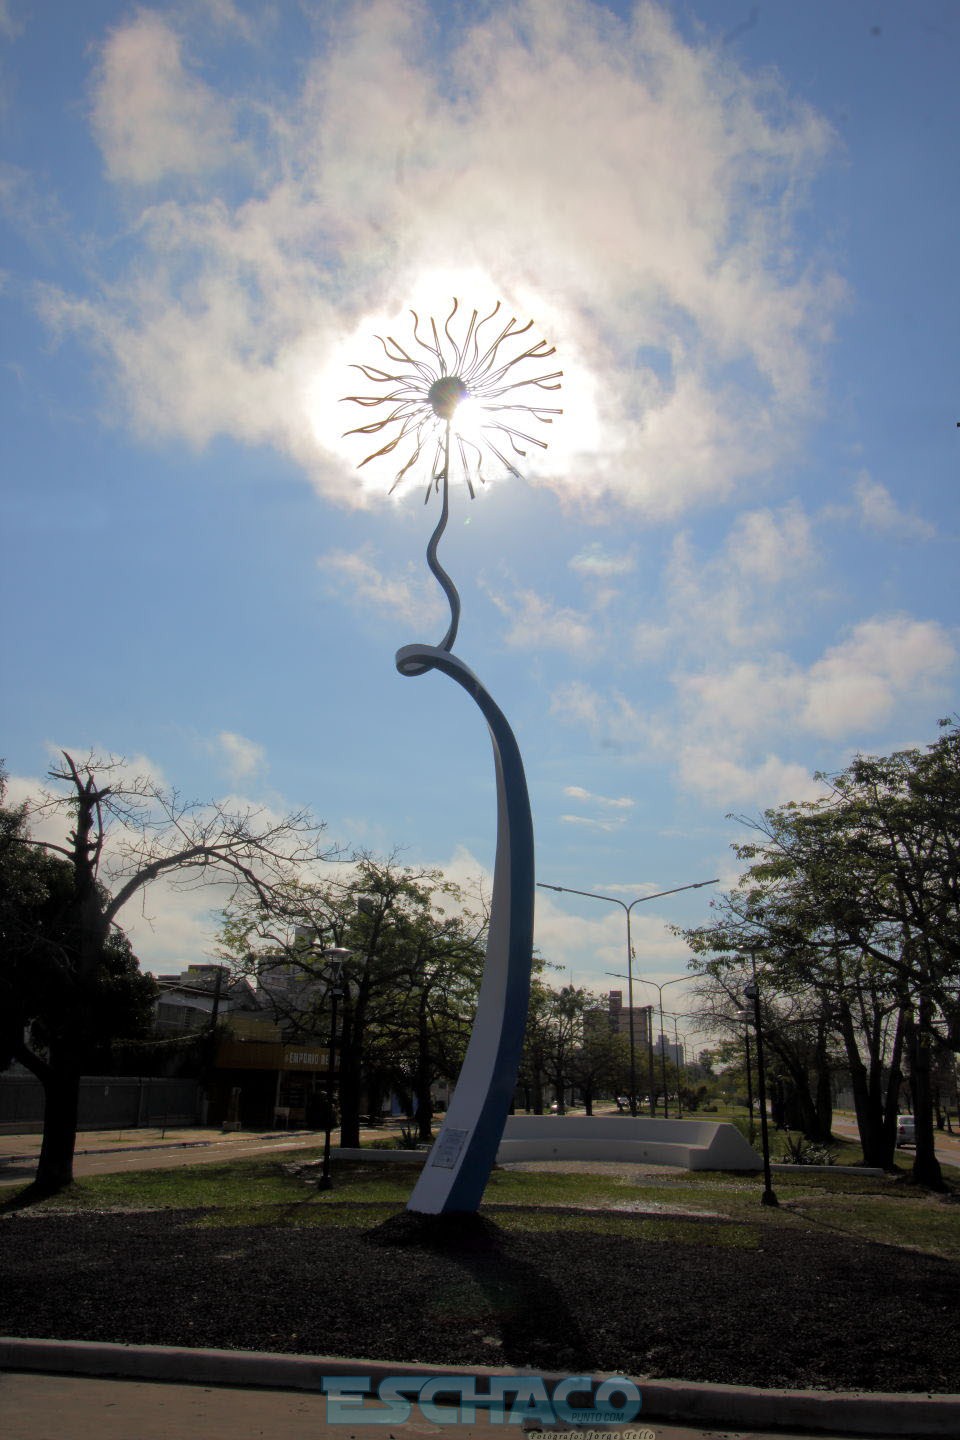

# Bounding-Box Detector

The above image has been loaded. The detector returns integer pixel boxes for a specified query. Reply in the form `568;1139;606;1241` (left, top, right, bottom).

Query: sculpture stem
425;421;461;655
396;643;534;1215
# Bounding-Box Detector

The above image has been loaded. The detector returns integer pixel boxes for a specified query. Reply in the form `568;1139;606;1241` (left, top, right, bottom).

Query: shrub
779;1133;837;1166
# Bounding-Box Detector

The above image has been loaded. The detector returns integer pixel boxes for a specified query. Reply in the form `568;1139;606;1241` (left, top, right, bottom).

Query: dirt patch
2;1205;958;1392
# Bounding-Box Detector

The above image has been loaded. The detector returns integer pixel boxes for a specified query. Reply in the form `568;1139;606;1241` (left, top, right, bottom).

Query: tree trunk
35;1061;81;1193
812;1026;834;1142
532;1064;544;1115
909;999;944;1190
772;1044;820;1140
838;1001;896;1168
415;1000;434;1141
338;1023;363;1149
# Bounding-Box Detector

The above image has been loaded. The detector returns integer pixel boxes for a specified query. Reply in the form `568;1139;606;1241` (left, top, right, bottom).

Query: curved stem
397;642;534;1215
425;421;461;654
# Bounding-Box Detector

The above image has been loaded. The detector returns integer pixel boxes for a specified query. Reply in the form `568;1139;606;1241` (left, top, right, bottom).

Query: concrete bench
496;1114;761;1171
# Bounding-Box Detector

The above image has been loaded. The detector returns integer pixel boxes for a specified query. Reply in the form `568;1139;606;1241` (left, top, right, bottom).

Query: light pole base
761;1189;779;1207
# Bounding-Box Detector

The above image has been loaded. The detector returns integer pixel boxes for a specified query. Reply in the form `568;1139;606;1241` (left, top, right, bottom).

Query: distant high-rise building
654;1033;685;1067
606;990;652;1048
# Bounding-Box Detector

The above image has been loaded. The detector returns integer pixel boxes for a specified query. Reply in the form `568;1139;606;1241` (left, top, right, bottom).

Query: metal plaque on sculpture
430;1127;469;1169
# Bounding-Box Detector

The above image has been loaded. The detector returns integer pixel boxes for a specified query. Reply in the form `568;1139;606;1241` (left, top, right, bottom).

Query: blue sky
2;0;957;1049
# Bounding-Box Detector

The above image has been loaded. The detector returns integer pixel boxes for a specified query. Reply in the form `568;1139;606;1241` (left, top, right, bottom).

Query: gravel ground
2;1203;959;1393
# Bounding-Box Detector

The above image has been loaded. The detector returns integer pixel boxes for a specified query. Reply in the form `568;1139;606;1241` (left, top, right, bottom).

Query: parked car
896;1114;916;1147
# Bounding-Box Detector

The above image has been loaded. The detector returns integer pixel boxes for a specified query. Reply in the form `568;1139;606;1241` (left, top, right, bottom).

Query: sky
2;0;958;1055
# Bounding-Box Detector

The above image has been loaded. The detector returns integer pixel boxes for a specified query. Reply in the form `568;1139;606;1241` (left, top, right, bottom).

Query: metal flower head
342;299;562;501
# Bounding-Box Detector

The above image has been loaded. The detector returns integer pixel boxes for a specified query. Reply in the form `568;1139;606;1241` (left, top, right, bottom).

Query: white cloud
216;730;265;783
533;885;694;991
665;502;820;653
488;586;597;655
853;471;935;541
558;784;634;832
317;546;445;627
43;0;839;518
550;680;661;752
632;621;672;661
563;785;634;810
569;544;635;578
553;612;956;809
550;680;605;731
90;11;240;183
674;614;957;800
560;813;625;832
728;503;815;583
676;745;823;809
0;0;22;40
676;660;805;744
801;616;956;738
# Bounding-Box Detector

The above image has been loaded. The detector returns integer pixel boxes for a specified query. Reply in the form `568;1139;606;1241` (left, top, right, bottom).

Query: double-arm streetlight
537;878;717;1117
641;975;691;1118
607;973;689;1117
666;1011;690;1117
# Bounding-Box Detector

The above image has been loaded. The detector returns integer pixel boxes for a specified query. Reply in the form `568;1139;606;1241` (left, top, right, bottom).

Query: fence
0;1074;202;1133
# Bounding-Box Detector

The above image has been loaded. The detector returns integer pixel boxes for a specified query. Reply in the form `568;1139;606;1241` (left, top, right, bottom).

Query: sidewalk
0;1370;902;1440
0;1125;315;1162
1;1371;896;1440
3;1340;955;1440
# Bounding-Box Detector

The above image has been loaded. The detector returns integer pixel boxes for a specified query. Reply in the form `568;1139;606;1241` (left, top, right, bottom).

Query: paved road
0;1128;333;1187
0;1373;879;1440
4;1115;960;1191
830;1113;960;1169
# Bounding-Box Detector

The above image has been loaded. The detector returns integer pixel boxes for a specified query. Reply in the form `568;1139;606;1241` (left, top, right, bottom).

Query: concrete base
496;1114;762;1170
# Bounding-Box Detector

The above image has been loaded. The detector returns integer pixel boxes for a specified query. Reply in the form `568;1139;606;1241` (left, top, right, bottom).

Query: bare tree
6;751;333;1194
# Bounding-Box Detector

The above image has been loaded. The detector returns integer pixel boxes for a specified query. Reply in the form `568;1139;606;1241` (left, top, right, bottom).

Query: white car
896;1114;916;1147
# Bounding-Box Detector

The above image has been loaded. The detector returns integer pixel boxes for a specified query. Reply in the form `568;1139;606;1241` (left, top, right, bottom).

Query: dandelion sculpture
343;300;561;1213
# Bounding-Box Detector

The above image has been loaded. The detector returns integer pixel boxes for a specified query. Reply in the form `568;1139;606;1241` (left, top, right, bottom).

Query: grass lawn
11;1142;960;1259
5;1146;960;1391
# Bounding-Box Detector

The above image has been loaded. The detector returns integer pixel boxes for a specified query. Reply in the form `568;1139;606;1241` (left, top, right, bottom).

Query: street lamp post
743;980;778;1208
736;1007;755;1127
668;1012;684;1116
639;975;691;1118
318;947;352;1192
538;878;718;1118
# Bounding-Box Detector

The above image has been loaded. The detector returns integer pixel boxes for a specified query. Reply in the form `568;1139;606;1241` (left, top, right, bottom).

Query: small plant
397;1123;431;1150
779;1133;836;1166
731;1116;759;1148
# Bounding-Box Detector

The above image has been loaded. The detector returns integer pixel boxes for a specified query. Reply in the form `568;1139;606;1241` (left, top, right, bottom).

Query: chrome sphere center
428;375;469;420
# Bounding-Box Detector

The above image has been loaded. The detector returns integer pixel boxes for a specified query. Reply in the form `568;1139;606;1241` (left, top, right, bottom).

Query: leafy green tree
681;722;960;1185
569;1001;630;1114
373;907;485;1140
519;982;620;1113
539;984;591;1112
220;855;486;1146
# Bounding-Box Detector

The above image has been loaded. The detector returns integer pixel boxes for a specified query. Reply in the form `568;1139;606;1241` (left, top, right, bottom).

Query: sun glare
306;267;601;502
